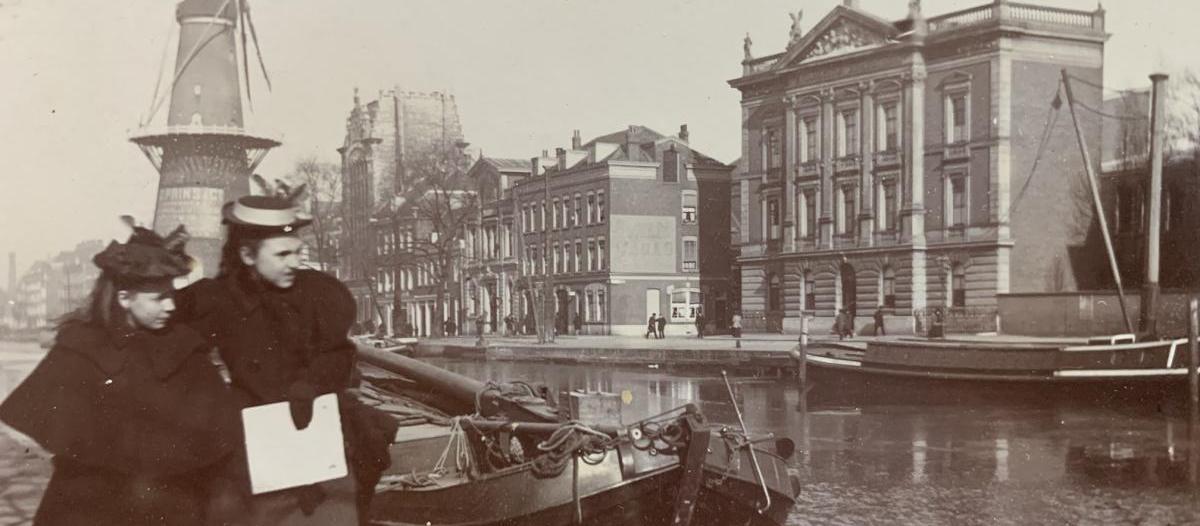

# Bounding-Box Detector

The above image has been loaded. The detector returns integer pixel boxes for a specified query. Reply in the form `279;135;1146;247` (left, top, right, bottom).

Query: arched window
951;263;966;307
803;270;816;311
882;267;896;308
768;273;783;312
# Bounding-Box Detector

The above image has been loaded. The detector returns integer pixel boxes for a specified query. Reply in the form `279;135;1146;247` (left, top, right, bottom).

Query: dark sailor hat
93;219;196;290
221;195;312;234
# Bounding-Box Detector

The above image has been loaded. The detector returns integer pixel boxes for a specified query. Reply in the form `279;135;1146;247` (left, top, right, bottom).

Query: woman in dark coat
0;224;238;526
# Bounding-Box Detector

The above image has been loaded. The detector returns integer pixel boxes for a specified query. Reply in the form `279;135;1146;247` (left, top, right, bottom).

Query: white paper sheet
242;393;348;494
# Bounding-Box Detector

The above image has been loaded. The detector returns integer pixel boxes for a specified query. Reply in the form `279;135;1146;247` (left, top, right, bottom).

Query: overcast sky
1;0;1198;283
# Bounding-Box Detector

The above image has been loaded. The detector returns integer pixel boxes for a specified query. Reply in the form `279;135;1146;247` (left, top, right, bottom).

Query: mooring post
792;315;808;387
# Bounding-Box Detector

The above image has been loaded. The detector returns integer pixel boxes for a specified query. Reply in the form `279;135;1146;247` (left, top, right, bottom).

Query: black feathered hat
93;218;195;289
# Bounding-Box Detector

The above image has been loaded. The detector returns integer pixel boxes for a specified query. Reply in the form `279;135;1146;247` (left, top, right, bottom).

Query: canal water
3;340;1199;524
429;358;1200;525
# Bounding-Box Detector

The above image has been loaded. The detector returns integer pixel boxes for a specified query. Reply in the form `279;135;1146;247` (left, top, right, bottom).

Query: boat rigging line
1006;80;1063;218
721;371;772;515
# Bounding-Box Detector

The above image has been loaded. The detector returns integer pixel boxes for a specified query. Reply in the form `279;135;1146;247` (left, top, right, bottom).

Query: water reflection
430;358;1200;525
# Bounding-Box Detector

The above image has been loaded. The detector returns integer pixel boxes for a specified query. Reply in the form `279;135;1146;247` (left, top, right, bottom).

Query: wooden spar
357;344;485;405
1060;69;1134;335
1141;73;1169;336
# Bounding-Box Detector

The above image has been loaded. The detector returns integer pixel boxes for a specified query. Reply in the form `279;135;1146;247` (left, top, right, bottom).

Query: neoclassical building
729;0;1107;333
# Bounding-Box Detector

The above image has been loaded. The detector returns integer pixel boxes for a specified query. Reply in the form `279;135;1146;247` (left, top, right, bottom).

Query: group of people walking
1;192;393;525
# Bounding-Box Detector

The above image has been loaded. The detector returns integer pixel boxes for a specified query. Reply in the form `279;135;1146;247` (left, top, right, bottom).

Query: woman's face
118;289;176;330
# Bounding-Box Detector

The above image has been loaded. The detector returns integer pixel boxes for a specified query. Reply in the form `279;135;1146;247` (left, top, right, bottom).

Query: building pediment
774;6;898;71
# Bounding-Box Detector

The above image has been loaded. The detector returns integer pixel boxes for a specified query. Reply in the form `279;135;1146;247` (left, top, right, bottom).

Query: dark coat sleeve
289;271;358;395
171;278;222;343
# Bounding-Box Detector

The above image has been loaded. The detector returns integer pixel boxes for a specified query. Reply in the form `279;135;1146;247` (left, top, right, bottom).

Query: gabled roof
772;4;899;72
481;157;531;172
583;125;666;148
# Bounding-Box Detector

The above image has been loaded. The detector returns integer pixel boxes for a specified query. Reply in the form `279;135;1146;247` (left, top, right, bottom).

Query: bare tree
1166;68;1200;160
389;144;475;338
284;156;342;273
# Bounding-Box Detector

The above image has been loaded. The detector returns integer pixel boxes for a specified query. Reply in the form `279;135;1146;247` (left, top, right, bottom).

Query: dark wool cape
0;322;238;526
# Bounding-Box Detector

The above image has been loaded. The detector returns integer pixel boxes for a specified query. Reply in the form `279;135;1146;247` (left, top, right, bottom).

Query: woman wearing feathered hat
175;180;395;525
0;220;239;526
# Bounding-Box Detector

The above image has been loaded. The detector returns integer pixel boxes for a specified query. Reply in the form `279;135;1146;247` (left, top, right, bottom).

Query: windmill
129;0;280;278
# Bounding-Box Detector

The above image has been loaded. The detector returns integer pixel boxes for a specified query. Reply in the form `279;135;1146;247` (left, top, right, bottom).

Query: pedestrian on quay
873;305;886;336
444;318;457;337
694;311;705;339
731;312;742;339
656;313;667;339
0;222;239;526
174;192;397;525
645;314;657;339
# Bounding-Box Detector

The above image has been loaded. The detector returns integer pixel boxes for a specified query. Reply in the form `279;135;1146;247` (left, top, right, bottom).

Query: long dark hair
217;227;265;279
56;271;123;331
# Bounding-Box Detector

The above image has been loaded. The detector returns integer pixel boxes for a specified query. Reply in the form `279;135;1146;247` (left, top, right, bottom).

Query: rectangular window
951;177;966;227
532;248;540;274
883;270;896;308
683;238;697;272
574;195;582;226
598;238;606;270
842;186;856;235
839;109;858;157
586;290;595;322
767;199;780;240
803;276;816;310
562;199;570;228
882;181;897;231
540;201;546;231
768;130;782;169
682;193;697;224
597;290;606;322
552;199;560;230
804;118;818;162
804;191;817;238
575;241;582;272
950;94;967;143
952;269;966;307
598;192;606;222
587;194;596;224
881;103;898;151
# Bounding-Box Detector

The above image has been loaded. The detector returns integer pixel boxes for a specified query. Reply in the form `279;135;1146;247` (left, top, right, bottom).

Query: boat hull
368;428;798;526
807;337;1192;385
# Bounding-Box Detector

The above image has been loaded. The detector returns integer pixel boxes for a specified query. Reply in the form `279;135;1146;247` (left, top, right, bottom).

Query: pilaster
859;81;876;245
784;96;798;252
819;88;836;249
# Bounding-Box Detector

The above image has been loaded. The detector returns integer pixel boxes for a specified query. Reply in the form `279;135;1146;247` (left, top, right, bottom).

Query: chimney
542;149;549;158
679;124;690;143
571;130;581;150
556;147;567;169
531;156;540;177
843;0;860;8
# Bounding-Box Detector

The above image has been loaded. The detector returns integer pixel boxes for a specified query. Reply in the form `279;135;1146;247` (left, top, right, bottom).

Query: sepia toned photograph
1;0;1199;524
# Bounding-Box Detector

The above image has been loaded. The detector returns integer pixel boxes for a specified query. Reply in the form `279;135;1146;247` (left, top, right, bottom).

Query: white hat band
232;201;298;226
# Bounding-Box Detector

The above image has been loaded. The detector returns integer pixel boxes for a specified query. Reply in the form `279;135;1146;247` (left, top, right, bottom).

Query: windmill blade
243;1;273;92
237;0;253;110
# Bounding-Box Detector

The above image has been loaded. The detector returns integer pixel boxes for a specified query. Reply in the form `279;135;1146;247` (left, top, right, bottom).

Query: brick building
511;125;734;336
337;88;466;333
729;0;1107;334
